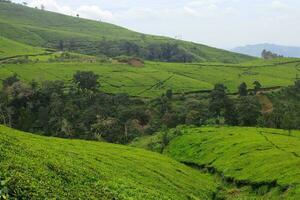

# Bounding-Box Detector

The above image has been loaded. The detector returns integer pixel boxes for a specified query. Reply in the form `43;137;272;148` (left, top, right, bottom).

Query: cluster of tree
1;72;299;144
0;72;154;144
57;40;195;63
261;49;283;59
259;80;300;132
209;82;262;126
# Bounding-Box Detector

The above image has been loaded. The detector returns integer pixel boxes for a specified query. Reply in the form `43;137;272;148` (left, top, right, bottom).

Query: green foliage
236;96;261;126
2;73;19;88
238;82;248;96
253;80;262;93
0;125;217;199
73;71;99;90
0;36;45;59
209;83;227;117
263;81;300;130
163;126;300;199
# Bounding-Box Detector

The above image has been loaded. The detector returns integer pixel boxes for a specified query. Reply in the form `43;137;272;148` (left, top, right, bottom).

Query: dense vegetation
260;82;300;130
0;69;299;144
0;125;218;199
132;126;300;199
0;1;253;63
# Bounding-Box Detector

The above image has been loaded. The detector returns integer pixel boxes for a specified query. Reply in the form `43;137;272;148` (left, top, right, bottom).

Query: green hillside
0;58;298;97
148;126;300;199
0;1;253;63
0;36;45;59
132;126;300;199
0;125;219;199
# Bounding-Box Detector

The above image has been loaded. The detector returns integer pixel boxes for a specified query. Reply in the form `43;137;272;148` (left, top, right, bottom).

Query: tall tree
238;82;248;96
224;98;238;125
253;80;262;94
237;96;261;126
73;71;99;91
209;83;227;117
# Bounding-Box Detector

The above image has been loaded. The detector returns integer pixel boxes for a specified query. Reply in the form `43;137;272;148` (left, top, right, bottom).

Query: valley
0;1;300;199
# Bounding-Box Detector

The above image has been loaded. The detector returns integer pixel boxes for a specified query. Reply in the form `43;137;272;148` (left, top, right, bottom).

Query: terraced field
0;125;217;200
0;59;299;97
0;36;45;59
161;127;300;199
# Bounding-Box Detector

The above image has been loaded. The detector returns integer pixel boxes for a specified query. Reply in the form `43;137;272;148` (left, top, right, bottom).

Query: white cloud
12;0;300;48
77;5;113;21
271;0;289;10
28;0;114;21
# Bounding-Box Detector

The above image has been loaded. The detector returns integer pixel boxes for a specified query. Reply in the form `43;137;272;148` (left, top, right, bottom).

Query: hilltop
0;1;253;63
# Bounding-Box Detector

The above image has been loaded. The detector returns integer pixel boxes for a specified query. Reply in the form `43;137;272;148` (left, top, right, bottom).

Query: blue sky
12;0;300;49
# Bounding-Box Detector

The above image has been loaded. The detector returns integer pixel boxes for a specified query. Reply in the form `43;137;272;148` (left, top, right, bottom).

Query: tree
237;96;261;126
224;98;238;125
58;40;64;51
166;89;173;99
209;83;227;117
261;49;283;59
295;80;300;92
2;74;20;88
73;71;99;91
76;14;79;18
253;80;262;93
238;82;248;96
280;105;299;134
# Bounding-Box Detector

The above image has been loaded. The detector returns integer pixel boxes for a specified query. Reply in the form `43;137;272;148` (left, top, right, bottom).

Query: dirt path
257;93;273;114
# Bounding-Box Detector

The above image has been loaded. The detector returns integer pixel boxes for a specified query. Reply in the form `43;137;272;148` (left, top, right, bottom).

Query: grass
0;36;45;59
0;125;218;200
0;58;298;97
0;1;253;63
162;126;300;199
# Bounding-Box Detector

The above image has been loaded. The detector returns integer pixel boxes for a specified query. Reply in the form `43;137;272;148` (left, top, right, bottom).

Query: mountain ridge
232;43;300;58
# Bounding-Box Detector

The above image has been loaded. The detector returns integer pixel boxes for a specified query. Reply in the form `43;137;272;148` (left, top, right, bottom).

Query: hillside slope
132;126;300;199
0;1;253;63
165;127;300;199
0;125;217;200
0;36;45;59
0;58;298;97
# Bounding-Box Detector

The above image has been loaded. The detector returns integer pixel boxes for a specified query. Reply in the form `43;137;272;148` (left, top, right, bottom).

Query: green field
0;36;45;59
132;126;300;199
0;59;298;97
0;125;218;199
163;127;300;199
0;1;253;63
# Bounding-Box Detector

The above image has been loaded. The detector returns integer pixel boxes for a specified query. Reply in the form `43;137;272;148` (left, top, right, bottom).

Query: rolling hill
0;1;253;63
0;57;299;97
132;126;300;199
232;43;300;58
0;125;218;199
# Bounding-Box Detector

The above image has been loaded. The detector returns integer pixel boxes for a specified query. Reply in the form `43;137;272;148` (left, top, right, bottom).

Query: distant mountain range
231;44;300;58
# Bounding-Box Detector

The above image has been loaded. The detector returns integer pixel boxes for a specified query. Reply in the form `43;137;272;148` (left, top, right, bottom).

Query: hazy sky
12;0;300;49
